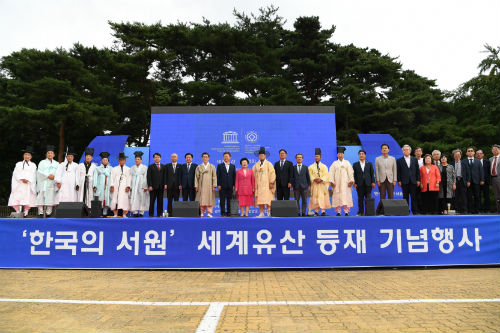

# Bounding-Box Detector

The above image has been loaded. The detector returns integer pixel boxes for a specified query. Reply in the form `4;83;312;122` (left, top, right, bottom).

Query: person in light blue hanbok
129;151;149;217
36;145;59;217
93;152;112;216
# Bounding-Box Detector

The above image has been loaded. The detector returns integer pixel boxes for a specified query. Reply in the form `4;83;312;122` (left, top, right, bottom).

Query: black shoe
321;212;326;216
345;213;349;216
314;212;319;216
38;214;44;218
336;213;341;216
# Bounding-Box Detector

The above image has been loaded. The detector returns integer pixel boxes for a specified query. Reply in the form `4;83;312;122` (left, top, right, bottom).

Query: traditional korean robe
8;161;37;207
110;165;132;210
55;161;79;202
252;160;276;206
93;164;112;208
36;158;59;206
308;161;332;210
195;163;217;207
130;164;149;212
329;159;355;208
77;162;97;207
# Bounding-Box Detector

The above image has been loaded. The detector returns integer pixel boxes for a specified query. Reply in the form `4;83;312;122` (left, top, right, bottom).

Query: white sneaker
113;215;118;218
200;214;204;217
256;213;264;218
123;215;128;218
266;211;271;217
207;214;213;218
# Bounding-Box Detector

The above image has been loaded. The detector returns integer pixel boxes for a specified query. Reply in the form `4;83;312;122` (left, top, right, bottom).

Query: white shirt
417;158;424;168
225;163;230;172
359;161;365;172
203;162;209;170
172;163;177;171
280;159;286;168
404;155;411;168
187;163;191;171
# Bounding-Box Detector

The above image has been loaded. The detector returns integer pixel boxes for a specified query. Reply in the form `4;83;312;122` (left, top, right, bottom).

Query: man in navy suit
164;153;181;217
147;153;165;217
465;147;485;214
292;153;310;216
453;149;471;214
274;149;294;200
216;152;236;217
352;150;375;216
397;145;421;215
476;149;491;213
179;153;197;202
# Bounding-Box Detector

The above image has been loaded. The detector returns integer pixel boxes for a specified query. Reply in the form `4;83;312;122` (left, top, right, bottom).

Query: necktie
298;165;301;173
493;157;498;176
187;164;190;172
469;159;473;166
173;164;176;174
157;164;160;171
280;161;284;169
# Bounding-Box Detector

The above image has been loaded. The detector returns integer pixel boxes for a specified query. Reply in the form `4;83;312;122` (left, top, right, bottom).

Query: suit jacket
479;159;491;184
352;161;375;187
453;159;471;186
274;160;294;188
164;163;181;189
489;155;500;178
397;156;421;185
375;155;397;183
147;163;165;189
465;158;484;185
216;163;236;189
179;163;197;189
292;164;310;190
420;164;441;192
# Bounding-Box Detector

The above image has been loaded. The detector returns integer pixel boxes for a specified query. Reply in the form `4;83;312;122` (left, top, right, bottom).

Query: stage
1;215;499;269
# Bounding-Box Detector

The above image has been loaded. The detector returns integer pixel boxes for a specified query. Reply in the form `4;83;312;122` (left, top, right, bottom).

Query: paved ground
0;268;499;332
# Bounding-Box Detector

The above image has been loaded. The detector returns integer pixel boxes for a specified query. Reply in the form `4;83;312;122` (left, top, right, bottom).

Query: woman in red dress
235;157;255;217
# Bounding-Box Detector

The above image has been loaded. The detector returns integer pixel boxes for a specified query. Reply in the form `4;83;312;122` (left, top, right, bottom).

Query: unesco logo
245;131;258;142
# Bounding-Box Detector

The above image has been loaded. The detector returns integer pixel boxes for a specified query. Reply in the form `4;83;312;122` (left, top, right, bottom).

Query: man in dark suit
353;150;375;216
147;152;165;217
164;153;181;217
453;149;471;214
274;149;294;200
465;147;485;214
476;149;491;213
179;153;197;201
216;152;236;217
292;153;310;216
397;145;421;215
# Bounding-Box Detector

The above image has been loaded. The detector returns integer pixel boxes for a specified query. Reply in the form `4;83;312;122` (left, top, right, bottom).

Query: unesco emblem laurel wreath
245;131;258;143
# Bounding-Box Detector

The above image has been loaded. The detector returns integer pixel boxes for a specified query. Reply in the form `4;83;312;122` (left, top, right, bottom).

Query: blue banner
1;216;498;269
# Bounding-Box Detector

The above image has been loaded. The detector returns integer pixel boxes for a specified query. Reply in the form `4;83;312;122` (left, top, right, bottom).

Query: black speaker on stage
271;200;298;217
365;197;375;216
56;202;88;218
91;197;102;218
380;199;409;216
172;201;200;217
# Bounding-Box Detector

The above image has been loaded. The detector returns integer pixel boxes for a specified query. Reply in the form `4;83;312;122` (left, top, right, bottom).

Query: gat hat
337;147;346;154
84;147;94;156
117;152;128;159
99;152;110;159
22;146;34;155
66;146;78;156
46;145;56;153
314;148;322;156
254;146;270;158
133;151;144;158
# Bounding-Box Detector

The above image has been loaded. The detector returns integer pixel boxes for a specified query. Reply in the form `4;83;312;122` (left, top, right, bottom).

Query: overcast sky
1;0;499;91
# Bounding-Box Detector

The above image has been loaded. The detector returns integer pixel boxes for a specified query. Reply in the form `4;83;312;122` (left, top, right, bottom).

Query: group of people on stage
8;143;500;217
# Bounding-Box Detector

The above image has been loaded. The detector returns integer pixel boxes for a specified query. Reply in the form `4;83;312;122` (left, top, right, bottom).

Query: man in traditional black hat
36;145;59;217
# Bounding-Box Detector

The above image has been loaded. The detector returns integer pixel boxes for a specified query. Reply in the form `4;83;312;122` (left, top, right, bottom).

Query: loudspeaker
271;200;298;217
365;197;375;216
172;201;200;217
380;199;409;216
91;197;102;218
56;202;88;218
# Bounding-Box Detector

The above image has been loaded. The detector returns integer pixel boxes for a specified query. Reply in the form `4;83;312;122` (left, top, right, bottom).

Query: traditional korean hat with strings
254;146;270;158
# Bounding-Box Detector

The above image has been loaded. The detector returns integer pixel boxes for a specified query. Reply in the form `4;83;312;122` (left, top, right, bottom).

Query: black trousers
416;186;423;214
422;190;439;214
276;186;290;200
356;184;372;215
182;187;196;201
454;178;468;213
401;183;418;214
467;183;481;214
167;187;180;215
149;188;164;217
479;183;490;212
294;188;308;215
219;188;233;216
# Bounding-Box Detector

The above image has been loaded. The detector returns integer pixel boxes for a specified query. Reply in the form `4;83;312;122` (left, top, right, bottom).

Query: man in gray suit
375;143;397;215
490;144;500;213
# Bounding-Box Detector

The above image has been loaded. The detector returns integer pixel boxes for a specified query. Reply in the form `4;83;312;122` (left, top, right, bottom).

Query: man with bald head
164;153;181;216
